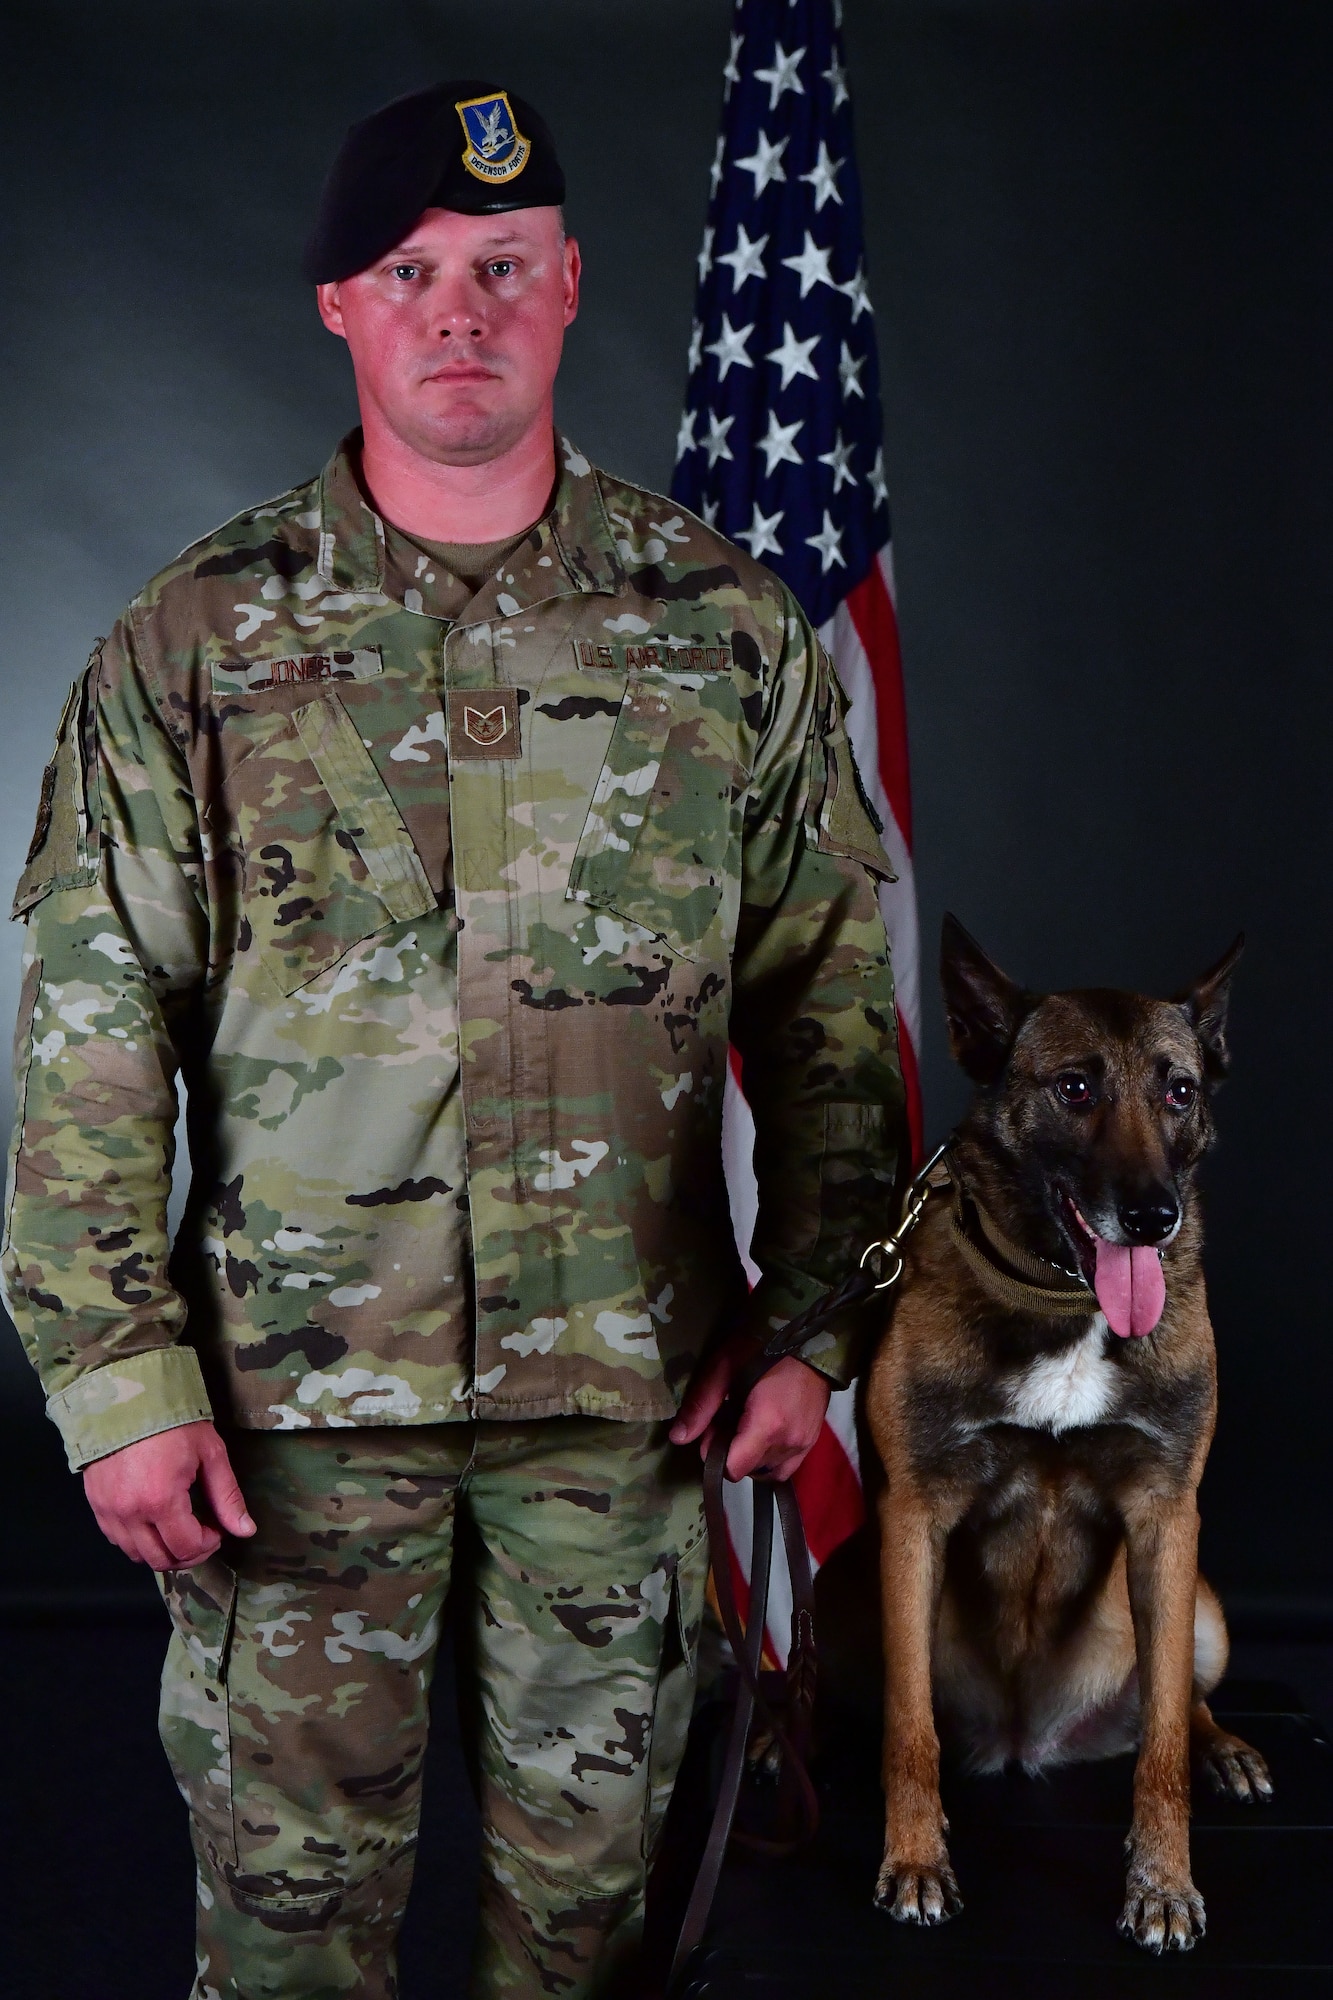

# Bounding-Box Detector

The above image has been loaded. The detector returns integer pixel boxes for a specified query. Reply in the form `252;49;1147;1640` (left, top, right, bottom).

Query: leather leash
666;1143;951;1994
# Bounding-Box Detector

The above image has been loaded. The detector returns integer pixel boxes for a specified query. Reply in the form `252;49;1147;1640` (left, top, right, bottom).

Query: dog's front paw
874;1856;963;1926
1118;1870;1205;1953
1198;1729;1273;1805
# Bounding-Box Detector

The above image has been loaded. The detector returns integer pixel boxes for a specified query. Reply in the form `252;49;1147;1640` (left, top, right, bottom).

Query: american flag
672;0;921;1661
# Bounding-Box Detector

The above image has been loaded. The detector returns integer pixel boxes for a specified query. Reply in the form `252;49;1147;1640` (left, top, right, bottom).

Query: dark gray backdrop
2;0;1329;1617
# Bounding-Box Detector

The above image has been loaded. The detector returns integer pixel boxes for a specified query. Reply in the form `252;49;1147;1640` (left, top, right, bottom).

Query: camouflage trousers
158;1418;707;2000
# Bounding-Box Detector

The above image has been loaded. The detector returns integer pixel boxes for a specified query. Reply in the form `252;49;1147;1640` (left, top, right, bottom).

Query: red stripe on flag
845;558;912;850
792;1420;865;1565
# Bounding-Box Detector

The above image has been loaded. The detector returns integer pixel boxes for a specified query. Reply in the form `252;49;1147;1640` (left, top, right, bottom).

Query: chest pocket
229;692;435;996
566;673;741;961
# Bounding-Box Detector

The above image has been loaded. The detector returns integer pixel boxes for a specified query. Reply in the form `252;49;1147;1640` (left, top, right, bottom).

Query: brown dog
865;916;1271;1953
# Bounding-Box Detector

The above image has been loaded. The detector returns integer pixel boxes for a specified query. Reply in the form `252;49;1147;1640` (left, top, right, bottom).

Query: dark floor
685;1670;1333;1999
0;1606;1330;2000
1;1397;1329;1998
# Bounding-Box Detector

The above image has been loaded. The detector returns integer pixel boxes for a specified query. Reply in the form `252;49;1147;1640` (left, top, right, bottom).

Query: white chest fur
1004;1315;1119;1434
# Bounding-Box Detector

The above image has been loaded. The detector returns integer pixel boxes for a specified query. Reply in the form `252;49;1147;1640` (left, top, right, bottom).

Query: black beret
302;80;566;284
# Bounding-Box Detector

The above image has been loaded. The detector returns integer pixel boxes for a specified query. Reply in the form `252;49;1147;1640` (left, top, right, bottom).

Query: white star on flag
823;50;849;109
869;446;889;509
817;431;857;492
764;321;821;389
756;410;804;475
800;140;844;211
754;40;806;110
837;339;865;399
840;262;873;320
805;509;846;572
687;320;704;372
718;223;769;288
697;226;715;284
764;320;816;390
701;410;735;467
737;502;785;561
709;135;726;197
674;408;697;462
723;30;744;96
704;313;755;379
780;230;837;298
735;128;788;195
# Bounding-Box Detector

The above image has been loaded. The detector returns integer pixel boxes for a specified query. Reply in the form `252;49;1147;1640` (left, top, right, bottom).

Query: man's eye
488;260;516;277
1165;1076;1198;1111
391;264;420;281
1054;1073;1093;1106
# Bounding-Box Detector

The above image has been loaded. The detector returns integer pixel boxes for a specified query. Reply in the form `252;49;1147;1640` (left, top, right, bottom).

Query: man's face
317;206;579;466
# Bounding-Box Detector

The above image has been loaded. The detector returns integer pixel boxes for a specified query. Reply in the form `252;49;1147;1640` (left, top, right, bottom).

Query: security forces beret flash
302;80;566;284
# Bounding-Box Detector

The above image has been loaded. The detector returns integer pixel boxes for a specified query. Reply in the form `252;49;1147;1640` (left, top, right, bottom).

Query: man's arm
673;596;904;1479
4;619;252;1563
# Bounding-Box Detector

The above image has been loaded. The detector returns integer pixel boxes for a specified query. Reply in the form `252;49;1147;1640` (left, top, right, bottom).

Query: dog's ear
940;914;1030;1084
1173;933;1244;1080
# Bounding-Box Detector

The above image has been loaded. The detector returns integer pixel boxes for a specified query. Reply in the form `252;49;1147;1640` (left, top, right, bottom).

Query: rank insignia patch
456;92;531;185
447;687;522;759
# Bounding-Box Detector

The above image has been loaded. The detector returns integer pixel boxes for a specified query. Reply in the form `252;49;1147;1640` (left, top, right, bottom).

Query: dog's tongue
1093;1239;1167;1338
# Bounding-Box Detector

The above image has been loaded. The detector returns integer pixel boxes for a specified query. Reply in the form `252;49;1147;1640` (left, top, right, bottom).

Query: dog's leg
874;1483;962;1925
1118;1498;1207;1952
1189;1577;1273;1804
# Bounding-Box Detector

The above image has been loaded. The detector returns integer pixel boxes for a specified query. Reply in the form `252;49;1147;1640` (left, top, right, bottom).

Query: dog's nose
1118;1195;1180;1245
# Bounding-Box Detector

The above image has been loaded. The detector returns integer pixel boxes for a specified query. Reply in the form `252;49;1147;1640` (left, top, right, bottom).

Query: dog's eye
1054;1073;1092;1106
1165;1077;1198;1111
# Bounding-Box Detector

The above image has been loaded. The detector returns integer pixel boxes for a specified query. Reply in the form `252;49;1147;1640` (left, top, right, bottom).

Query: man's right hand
83;1419;256;1571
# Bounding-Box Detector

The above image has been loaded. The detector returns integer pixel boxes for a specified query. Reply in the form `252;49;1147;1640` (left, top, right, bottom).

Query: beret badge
456;92;531;185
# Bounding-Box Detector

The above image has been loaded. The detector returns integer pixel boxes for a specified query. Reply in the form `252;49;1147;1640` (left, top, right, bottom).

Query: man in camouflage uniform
4;79;904;1999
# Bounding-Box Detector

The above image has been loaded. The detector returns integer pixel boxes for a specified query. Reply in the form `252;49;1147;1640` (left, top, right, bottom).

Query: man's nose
431;276;488;339
1117;1191;1180;1245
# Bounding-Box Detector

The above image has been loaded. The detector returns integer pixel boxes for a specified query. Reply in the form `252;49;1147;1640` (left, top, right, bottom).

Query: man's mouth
423;363;501;386
1056;1190;1166;1339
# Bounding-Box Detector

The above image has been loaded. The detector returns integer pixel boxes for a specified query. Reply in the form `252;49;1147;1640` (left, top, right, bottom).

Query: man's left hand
670;1335;831;1482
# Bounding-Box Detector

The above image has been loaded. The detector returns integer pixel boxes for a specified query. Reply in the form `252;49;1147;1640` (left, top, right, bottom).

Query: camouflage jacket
4;435;905;1470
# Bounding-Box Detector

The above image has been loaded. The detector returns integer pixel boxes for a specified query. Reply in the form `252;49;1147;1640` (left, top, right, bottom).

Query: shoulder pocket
12;652;103;918
566;672;742;961
234;692;435;997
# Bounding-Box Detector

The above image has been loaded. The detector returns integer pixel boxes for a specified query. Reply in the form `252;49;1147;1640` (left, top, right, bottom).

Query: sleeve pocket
12;655;103;918
806;657;897;882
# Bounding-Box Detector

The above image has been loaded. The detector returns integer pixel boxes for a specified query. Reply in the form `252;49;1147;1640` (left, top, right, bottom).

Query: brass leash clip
859;1140;950;1292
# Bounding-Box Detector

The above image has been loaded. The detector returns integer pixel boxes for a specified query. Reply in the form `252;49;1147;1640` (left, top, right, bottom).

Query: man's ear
940;914;1031;1085
562;234;581;325
316;282;348;339
1173;934;1244;1080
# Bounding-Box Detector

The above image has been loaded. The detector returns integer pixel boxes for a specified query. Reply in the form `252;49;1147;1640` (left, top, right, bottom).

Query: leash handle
668;1441;772;1990
668;1445;819;1992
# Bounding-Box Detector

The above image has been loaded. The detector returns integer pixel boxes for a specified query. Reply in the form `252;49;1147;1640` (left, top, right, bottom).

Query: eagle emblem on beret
456;92;532;185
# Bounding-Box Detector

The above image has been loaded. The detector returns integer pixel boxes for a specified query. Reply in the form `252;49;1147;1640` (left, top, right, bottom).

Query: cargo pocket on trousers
642;1538;708;1862
158;1554;239;1873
